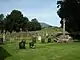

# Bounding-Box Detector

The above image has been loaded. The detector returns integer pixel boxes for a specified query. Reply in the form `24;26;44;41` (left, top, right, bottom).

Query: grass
0;27;80;60
1;40;80;60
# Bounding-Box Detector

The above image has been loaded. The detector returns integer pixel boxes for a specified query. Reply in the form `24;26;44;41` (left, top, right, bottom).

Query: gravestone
20;28;23;40
46;33;48;38
47;38;51;43
41;38;45;43
29;42;35;49
32;35;36;43
0;38;3;44
54;40;57;42
3;30;6;42
19;40;26;49
38;36;41;41
14;31;17;40
35;31;38;36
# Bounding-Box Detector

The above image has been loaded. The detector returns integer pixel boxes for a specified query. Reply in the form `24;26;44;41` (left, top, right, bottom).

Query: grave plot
19;40;26;49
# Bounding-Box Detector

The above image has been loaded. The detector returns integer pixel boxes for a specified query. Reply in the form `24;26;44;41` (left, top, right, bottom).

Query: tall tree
0;14;4;32
22;17;29;31
31;18;41;31
2;10;41;32
0;14;4;21
57;0;80;39
5;10;25;32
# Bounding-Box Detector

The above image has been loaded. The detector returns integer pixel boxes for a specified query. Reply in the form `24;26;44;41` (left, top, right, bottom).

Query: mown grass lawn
0;40;80;60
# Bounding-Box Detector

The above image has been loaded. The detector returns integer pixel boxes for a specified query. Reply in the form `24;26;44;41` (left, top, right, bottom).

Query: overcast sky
0;0;61;26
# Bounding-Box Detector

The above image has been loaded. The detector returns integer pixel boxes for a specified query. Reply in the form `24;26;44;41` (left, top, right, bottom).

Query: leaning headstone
54;40;57;42
19;40;26;49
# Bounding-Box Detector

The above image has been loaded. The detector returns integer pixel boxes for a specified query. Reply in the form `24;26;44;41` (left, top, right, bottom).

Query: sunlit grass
1;41;80;60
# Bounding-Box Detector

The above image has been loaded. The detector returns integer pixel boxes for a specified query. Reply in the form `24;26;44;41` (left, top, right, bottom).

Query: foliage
0;14;5;33
57;0;80;39
0;10;41;32
30;18;41;31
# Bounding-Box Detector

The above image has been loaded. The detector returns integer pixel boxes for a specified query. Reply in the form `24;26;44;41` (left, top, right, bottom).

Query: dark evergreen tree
57;0;80;39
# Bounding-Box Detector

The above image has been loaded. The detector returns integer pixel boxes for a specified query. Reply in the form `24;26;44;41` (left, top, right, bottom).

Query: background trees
30;18;41;31
0;10;41;33
57;0;80;39
0;14;5;33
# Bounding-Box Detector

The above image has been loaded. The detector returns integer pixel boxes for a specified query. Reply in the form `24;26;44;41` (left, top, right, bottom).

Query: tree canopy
57;0;80;39
0;10;41;33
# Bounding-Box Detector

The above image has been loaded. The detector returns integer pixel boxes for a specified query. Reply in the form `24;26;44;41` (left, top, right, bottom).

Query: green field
0;27;80;60
0;40;80;60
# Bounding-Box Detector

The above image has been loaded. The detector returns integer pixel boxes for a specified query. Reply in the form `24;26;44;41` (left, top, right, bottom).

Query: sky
0;0;61;27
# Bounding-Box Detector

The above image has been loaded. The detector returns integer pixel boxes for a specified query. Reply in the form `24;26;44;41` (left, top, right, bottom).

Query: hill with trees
40;22;52;28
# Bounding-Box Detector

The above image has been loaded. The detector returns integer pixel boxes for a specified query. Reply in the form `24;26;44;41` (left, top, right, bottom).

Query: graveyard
0;27;80;60
1;0;80;60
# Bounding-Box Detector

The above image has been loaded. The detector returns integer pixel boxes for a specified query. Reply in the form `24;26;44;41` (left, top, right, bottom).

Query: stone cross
63;18;66;38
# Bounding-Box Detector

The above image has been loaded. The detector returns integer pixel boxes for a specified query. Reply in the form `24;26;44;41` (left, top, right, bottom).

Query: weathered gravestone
38;36;41;41
46;33;49;38
0;38;3;44
29;41;35;49
32;35;36;43
3;30;6;42
0;30;6;44
54;40;57;42
29;35;36;49
47;38;51;43
20;28;23;40
19;40;26;49
41;37;45;43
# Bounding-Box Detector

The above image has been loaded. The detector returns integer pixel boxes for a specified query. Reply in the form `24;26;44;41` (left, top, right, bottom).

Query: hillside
40;22;52;28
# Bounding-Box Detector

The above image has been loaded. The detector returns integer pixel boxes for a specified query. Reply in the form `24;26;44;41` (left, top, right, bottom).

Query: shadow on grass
0;47;11;60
